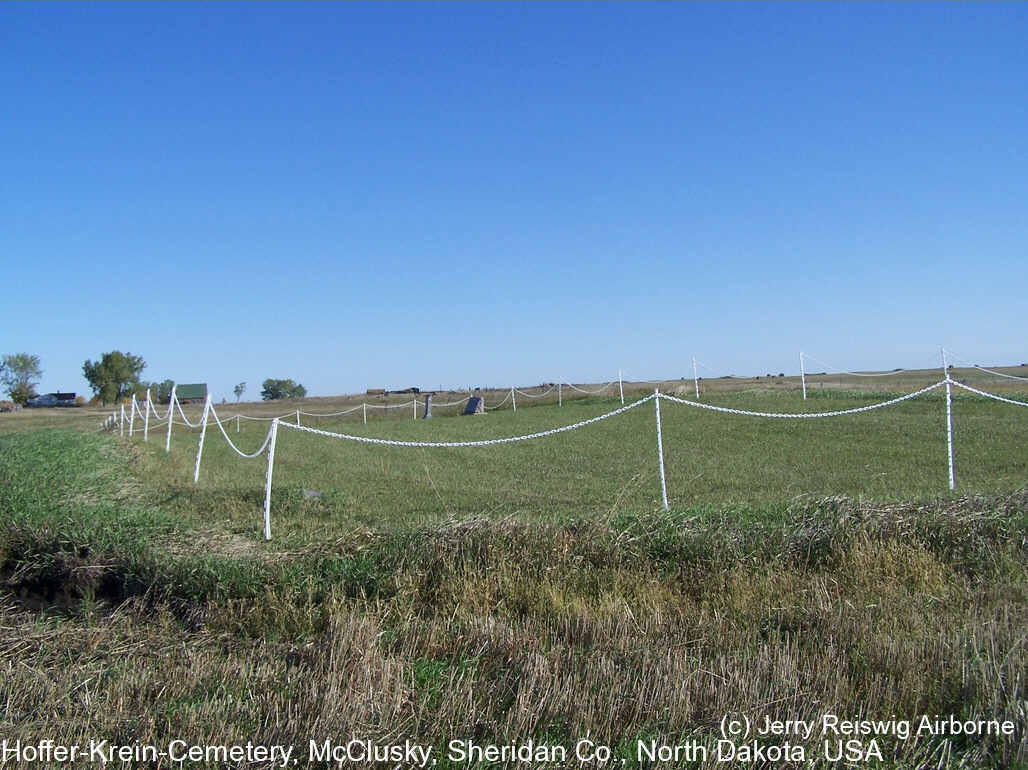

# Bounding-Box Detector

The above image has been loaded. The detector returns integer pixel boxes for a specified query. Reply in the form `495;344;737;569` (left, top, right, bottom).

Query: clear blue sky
3;3;1025;400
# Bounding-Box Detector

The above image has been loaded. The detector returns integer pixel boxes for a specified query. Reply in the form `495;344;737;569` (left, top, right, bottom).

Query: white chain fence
105;355;1026;433
173;393;206;428
801;352;915;378
659;381;946;418
427;397;473;408
483;390;513;411
277;393;654;448
148;397;173;421
207;403;277;458
563;381;615;395
950;380;1028;407
103;372;1026;540
297;405;364;418
514;385;557;399
111;374;628;436
943;348;1028;382
240;412;300;422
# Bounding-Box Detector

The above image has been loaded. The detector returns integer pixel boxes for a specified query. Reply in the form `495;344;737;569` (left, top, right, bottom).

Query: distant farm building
175;384;208;404
26;392;78;408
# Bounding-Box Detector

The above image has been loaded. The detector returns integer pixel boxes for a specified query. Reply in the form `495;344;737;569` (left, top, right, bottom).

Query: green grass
0;387;1025;768
134;388;1028;545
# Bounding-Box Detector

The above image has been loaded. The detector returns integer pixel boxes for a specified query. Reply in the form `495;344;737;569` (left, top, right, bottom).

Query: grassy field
152;382;1028;543
0;377;1025;768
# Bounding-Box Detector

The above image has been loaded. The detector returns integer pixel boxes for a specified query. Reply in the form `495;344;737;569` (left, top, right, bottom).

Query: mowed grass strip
138;389;1028;545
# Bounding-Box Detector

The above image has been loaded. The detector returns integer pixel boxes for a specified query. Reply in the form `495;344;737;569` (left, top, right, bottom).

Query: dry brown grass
1;498;1024;769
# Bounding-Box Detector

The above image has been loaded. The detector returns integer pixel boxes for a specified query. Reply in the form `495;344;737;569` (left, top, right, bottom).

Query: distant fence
105;372;634;440
103;354;1027;540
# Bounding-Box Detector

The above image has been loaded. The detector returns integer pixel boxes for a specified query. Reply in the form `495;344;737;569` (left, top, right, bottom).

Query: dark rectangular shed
176;383;208;403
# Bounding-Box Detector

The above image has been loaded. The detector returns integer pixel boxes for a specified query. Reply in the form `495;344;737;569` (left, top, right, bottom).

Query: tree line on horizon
0;350;306;406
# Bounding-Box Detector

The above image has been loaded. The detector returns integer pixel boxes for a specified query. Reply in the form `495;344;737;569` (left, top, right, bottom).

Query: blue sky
3;3;1025;400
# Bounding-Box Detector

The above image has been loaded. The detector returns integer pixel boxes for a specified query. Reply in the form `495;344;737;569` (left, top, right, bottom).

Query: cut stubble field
0;377;1025;768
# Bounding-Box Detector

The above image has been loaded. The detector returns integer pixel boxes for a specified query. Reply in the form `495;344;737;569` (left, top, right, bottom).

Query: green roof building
176;383;208;402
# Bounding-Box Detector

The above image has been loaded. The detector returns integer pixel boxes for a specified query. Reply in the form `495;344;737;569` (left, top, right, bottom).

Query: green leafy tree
135;379;174;404
233;382;246;402
82;351;146;405
154;379;174;405
0;353;43;406
261;378;307;400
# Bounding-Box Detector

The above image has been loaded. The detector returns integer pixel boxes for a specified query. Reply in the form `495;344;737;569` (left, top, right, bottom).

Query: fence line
801;352;915;378
296;405;364;418
657;381;945;418
365;400;418;410
276;393;655;448
99;352;1028;431
135;366;958;425
484;390;512;411
122;372;627;428
207;402;277;458
103;374;1026;540
950;380;1028;407
563;381;616;395
943;348;1028;382
514;385;557;399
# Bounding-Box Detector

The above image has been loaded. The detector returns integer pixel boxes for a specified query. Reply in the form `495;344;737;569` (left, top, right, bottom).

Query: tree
233;382;246;402
136;378;174;404
0;353;43;406
154;379;174;405
261;378;307;400
82;351;146;405
132;380;163;401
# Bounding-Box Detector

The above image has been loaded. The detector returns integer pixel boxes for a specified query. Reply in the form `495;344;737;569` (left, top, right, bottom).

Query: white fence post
558;381;562;407
296;409;300;427
800;352;807;400
619;369;624;405
654;389;669;511
236;414;240;433
693;357;700;400
144;389;151;441
363;402;367;425
193;395;211;484
165;385;176;452
263;419;280;541
121;404;127;437
511;387;516;413
412;399;416;420
943;349;955;490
